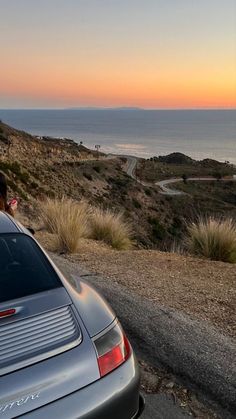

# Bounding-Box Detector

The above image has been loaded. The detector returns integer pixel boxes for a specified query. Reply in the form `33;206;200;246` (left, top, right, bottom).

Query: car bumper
132;394;145;419
20;352;142;419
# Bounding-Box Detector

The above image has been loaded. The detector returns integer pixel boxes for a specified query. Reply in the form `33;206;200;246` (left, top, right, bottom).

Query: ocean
0;109;235;164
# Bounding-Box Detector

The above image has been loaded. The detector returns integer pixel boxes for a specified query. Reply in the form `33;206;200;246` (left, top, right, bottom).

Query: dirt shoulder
36;233;236;339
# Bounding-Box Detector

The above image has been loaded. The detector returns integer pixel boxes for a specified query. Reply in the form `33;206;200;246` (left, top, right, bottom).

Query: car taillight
0;309;16;318
94;322;131;377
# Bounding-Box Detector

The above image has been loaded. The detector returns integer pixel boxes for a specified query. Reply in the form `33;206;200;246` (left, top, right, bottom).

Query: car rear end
0;215;143;418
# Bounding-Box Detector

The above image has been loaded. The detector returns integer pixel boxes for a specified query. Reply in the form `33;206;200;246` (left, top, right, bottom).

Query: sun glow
1;0;235;109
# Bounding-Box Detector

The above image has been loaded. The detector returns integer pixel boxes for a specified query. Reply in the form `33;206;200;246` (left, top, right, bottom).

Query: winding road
107;154;149;186
123;156;236;195
157;176;236;195
125;156;137;178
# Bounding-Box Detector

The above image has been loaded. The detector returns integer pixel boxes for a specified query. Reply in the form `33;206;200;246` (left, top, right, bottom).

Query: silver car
0;212;144;418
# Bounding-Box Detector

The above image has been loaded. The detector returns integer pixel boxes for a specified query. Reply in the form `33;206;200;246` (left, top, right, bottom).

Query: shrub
212;171;222;181
186;217;236;263
83;172;93;181
132;198;141;209
18;170;30;184
144;188;152;196
31;181;39;189
89;208;133;250
168;216;182;237
0;163;9;174
10;161;21;176
111;177;130;188
148;217;166;241
93;165;101;173
45;190;56;199
0;161;30;184
40;197;90;253
7;179;21;194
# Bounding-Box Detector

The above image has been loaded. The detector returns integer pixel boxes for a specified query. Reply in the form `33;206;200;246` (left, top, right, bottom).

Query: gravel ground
36;232;236;338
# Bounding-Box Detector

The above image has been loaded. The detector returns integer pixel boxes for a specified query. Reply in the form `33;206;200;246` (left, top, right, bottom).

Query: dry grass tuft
169;240;185;255
186;217;236;263
40;198;133;252
89;208;133;250
40;197;61;233
41;197;90;253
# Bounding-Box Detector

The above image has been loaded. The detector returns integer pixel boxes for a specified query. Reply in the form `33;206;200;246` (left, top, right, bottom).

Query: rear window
0;234;62;302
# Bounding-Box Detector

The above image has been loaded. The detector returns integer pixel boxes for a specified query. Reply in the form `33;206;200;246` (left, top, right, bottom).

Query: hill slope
1;121;236;249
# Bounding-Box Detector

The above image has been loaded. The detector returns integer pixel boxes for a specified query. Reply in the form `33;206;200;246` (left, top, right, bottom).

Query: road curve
125;156;151;187
107;154;150;186
106;154;138;179
107;154;236;196
156;177;236;195
126;156;137;178
155;178;185;195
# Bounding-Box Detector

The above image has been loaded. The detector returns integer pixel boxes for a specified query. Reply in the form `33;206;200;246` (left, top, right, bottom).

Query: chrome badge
0;392;40;414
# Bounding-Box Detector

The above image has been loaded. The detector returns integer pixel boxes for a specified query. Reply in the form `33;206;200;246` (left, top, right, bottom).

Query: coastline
0;108;236;165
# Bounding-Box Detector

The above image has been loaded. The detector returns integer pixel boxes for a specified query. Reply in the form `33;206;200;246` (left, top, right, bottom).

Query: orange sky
1;0;236;109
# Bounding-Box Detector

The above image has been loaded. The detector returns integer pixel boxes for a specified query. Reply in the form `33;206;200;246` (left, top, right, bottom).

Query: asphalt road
51;254;236;419
107;154;149;186
155;178;185;195
115;154;236;196
125;156;137;178
155;177;236;195
124;156;147;186
143;394;190;419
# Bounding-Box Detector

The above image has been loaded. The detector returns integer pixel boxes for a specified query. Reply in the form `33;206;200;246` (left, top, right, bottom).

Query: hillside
1;121;236;249
137;153;236;182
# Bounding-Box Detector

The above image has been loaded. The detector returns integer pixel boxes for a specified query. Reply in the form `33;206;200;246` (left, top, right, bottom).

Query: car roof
0;211;26;234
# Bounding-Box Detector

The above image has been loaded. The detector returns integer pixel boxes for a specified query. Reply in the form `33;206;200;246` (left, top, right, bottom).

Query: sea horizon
1;107;236;111
0;108;235;164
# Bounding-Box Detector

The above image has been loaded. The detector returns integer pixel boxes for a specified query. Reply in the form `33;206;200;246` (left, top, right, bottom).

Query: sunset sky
1;0;236;109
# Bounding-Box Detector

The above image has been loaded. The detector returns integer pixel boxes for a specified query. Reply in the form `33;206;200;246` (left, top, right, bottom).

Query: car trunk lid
0;288;100;418
0;287;81;376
